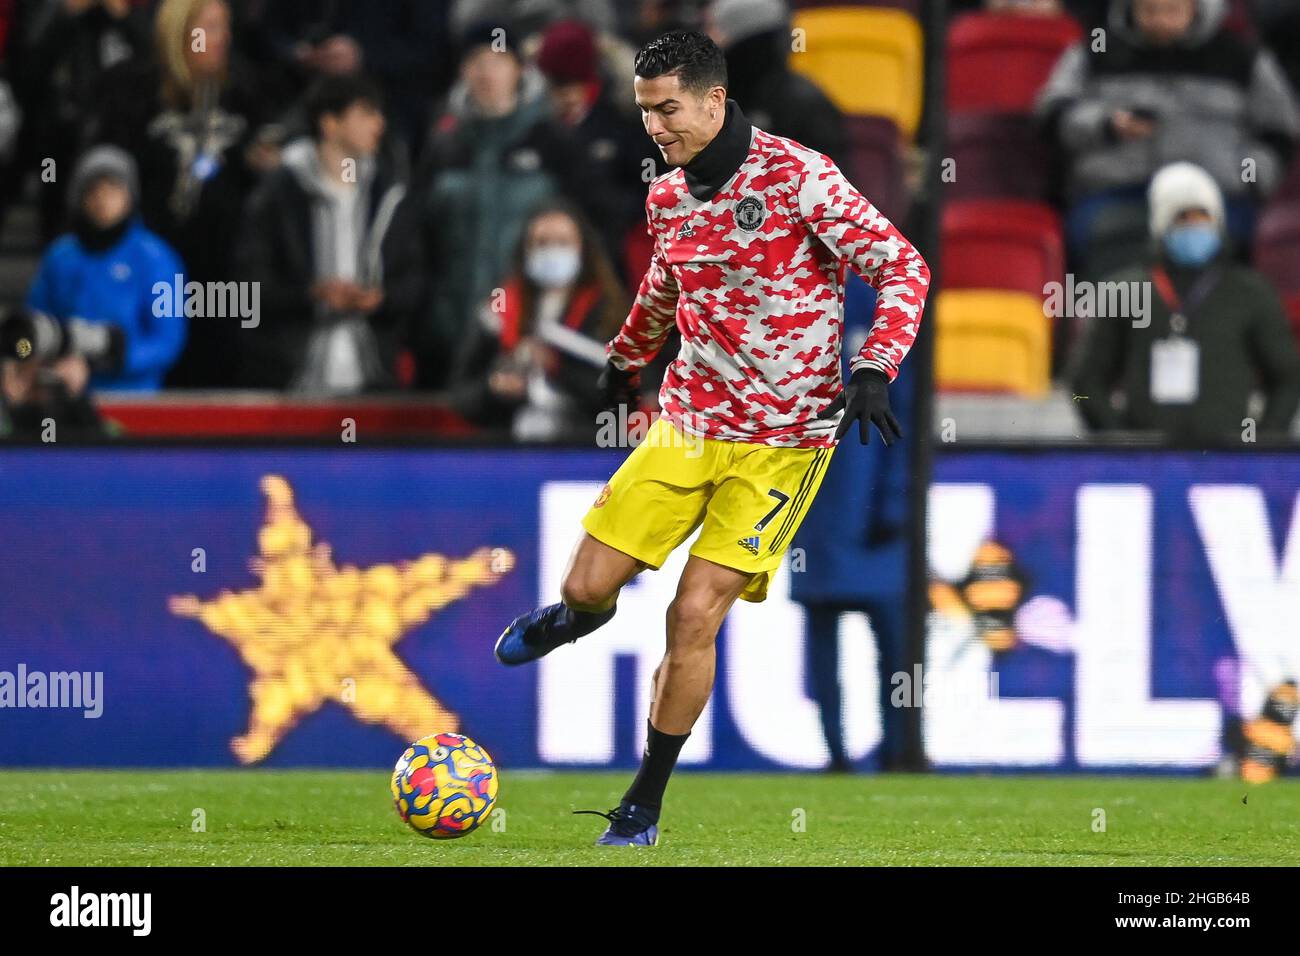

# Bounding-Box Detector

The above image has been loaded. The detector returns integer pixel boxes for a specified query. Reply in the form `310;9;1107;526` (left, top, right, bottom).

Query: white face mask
525;245;581;288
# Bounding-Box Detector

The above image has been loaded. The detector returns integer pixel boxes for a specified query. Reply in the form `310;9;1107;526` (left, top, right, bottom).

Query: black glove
597;359;640;412
815;367;902;446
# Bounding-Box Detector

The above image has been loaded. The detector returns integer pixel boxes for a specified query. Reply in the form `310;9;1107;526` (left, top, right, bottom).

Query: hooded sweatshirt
237;137;416;392
278;138;406;393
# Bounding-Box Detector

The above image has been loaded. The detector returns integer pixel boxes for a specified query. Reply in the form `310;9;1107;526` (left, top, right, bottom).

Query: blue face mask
1164;224;1222;268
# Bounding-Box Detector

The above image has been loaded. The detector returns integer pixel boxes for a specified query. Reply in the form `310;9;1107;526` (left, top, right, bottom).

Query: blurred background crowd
0;0;1296;444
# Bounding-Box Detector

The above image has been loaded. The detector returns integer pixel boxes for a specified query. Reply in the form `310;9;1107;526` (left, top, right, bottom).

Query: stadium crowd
0;0;1297;443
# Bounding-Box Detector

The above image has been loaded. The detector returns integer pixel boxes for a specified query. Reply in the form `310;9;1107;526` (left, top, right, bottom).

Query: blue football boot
494;602;613;667
575;804;659;846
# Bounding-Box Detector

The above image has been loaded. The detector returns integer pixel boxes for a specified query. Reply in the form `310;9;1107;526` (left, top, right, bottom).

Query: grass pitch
1;770;1297;866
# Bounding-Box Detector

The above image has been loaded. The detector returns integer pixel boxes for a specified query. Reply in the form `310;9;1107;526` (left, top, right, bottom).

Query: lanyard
1151;265;1221;334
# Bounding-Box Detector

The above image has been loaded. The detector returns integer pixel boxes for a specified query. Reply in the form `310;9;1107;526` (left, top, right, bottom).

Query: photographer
14;145;187;393
0;343;106;441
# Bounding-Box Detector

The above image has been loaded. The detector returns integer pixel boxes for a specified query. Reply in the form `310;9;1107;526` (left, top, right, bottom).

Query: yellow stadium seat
789;7;924;138
935;290;1050;396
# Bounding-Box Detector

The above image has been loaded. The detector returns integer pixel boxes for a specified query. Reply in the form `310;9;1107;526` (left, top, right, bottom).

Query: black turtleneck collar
682;98;752;202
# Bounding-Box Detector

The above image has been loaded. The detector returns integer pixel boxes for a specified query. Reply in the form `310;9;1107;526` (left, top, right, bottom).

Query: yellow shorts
581;417;835;603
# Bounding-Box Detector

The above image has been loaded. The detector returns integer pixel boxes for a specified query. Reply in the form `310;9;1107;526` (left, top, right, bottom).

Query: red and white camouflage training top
607;121;930;447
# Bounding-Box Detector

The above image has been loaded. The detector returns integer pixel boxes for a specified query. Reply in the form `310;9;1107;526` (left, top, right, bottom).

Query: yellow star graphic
169;475;515;764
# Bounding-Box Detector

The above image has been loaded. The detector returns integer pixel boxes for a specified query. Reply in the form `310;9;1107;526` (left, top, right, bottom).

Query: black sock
623;719;690;817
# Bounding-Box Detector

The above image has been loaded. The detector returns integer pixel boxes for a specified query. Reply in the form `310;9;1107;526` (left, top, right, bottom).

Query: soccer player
494;31;930;845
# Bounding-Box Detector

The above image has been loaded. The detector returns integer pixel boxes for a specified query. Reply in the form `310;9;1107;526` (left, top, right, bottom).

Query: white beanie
1148;161;1225;238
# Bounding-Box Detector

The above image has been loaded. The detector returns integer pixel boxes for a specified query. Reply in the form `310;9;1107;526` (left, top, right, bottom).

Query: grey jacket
1035;0;1299;200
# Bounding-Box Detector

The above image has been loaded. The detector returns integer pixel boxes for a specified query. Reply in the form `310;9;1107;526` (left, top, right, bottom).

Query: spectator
450;199;625;441
452;0;639;115
705;0;846;165
12;0;150;242
1251;0;1300;99
535;18;662;275
628;0;703;47
236;75;423;393
451;0;619;40
0;343;107;440
1071;161;1300;442
412;21;610;390
90;0;266;387
24;145;187;393
248;0;452;157
1036;0;1299;276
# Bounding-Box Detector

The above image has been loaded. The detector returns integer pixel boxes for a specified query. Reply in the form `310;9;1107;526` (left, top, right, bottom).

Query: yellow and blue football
390;733;498;839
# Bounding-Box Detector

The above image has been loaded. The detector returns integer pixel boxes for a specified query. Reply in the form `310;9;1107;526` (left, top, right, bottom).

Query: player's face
634;73;726;167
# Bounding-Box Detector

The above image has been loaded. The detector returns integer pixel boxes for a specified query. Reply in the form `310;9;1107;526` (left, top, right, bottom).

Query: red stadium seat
1255;202;1300;297
941;199;1065;298
842;115;908;225
946;112;1052;201
947;13;1083;114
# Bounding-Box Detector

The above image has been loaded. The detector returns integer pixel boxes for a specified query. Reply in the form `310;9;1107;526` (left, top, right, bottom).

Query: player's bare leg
651;555;750;733
582;555;750;845
558;532;645;612
494;532;645;665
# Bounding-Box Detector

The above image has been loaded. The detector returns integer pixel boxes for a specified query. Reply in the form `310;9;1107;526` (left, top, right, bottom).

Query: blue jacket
790;273;915;605
27;220;187;392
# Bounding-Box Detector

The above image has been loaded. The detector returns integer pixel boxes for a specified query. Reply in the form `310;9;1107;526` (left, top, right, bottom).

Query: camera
0;307;124;372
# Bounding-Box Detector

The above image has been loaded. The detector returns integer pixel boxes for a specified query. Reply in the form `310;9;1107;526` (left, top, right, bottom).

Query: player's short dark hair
305;74;384;141
633;30;727;96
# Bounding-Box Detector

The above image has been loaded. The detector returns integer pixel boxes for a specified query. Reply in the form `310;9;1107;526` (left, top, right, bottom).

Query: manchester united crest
735;195;765;231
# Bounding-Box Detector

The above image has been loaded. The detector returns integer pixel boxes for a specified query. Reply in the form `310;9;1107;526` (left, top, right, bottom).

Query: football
390;733;499;839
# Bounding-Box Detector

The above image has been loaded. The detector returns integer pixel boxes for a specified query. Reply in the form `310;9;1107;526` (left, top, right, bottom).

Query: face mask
1163;224;1221;268
525;245;581;288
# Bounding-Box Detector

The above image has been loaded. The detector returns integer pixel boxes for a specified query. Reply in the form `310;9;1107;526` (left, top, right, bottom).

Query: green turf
1;770;1298;866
